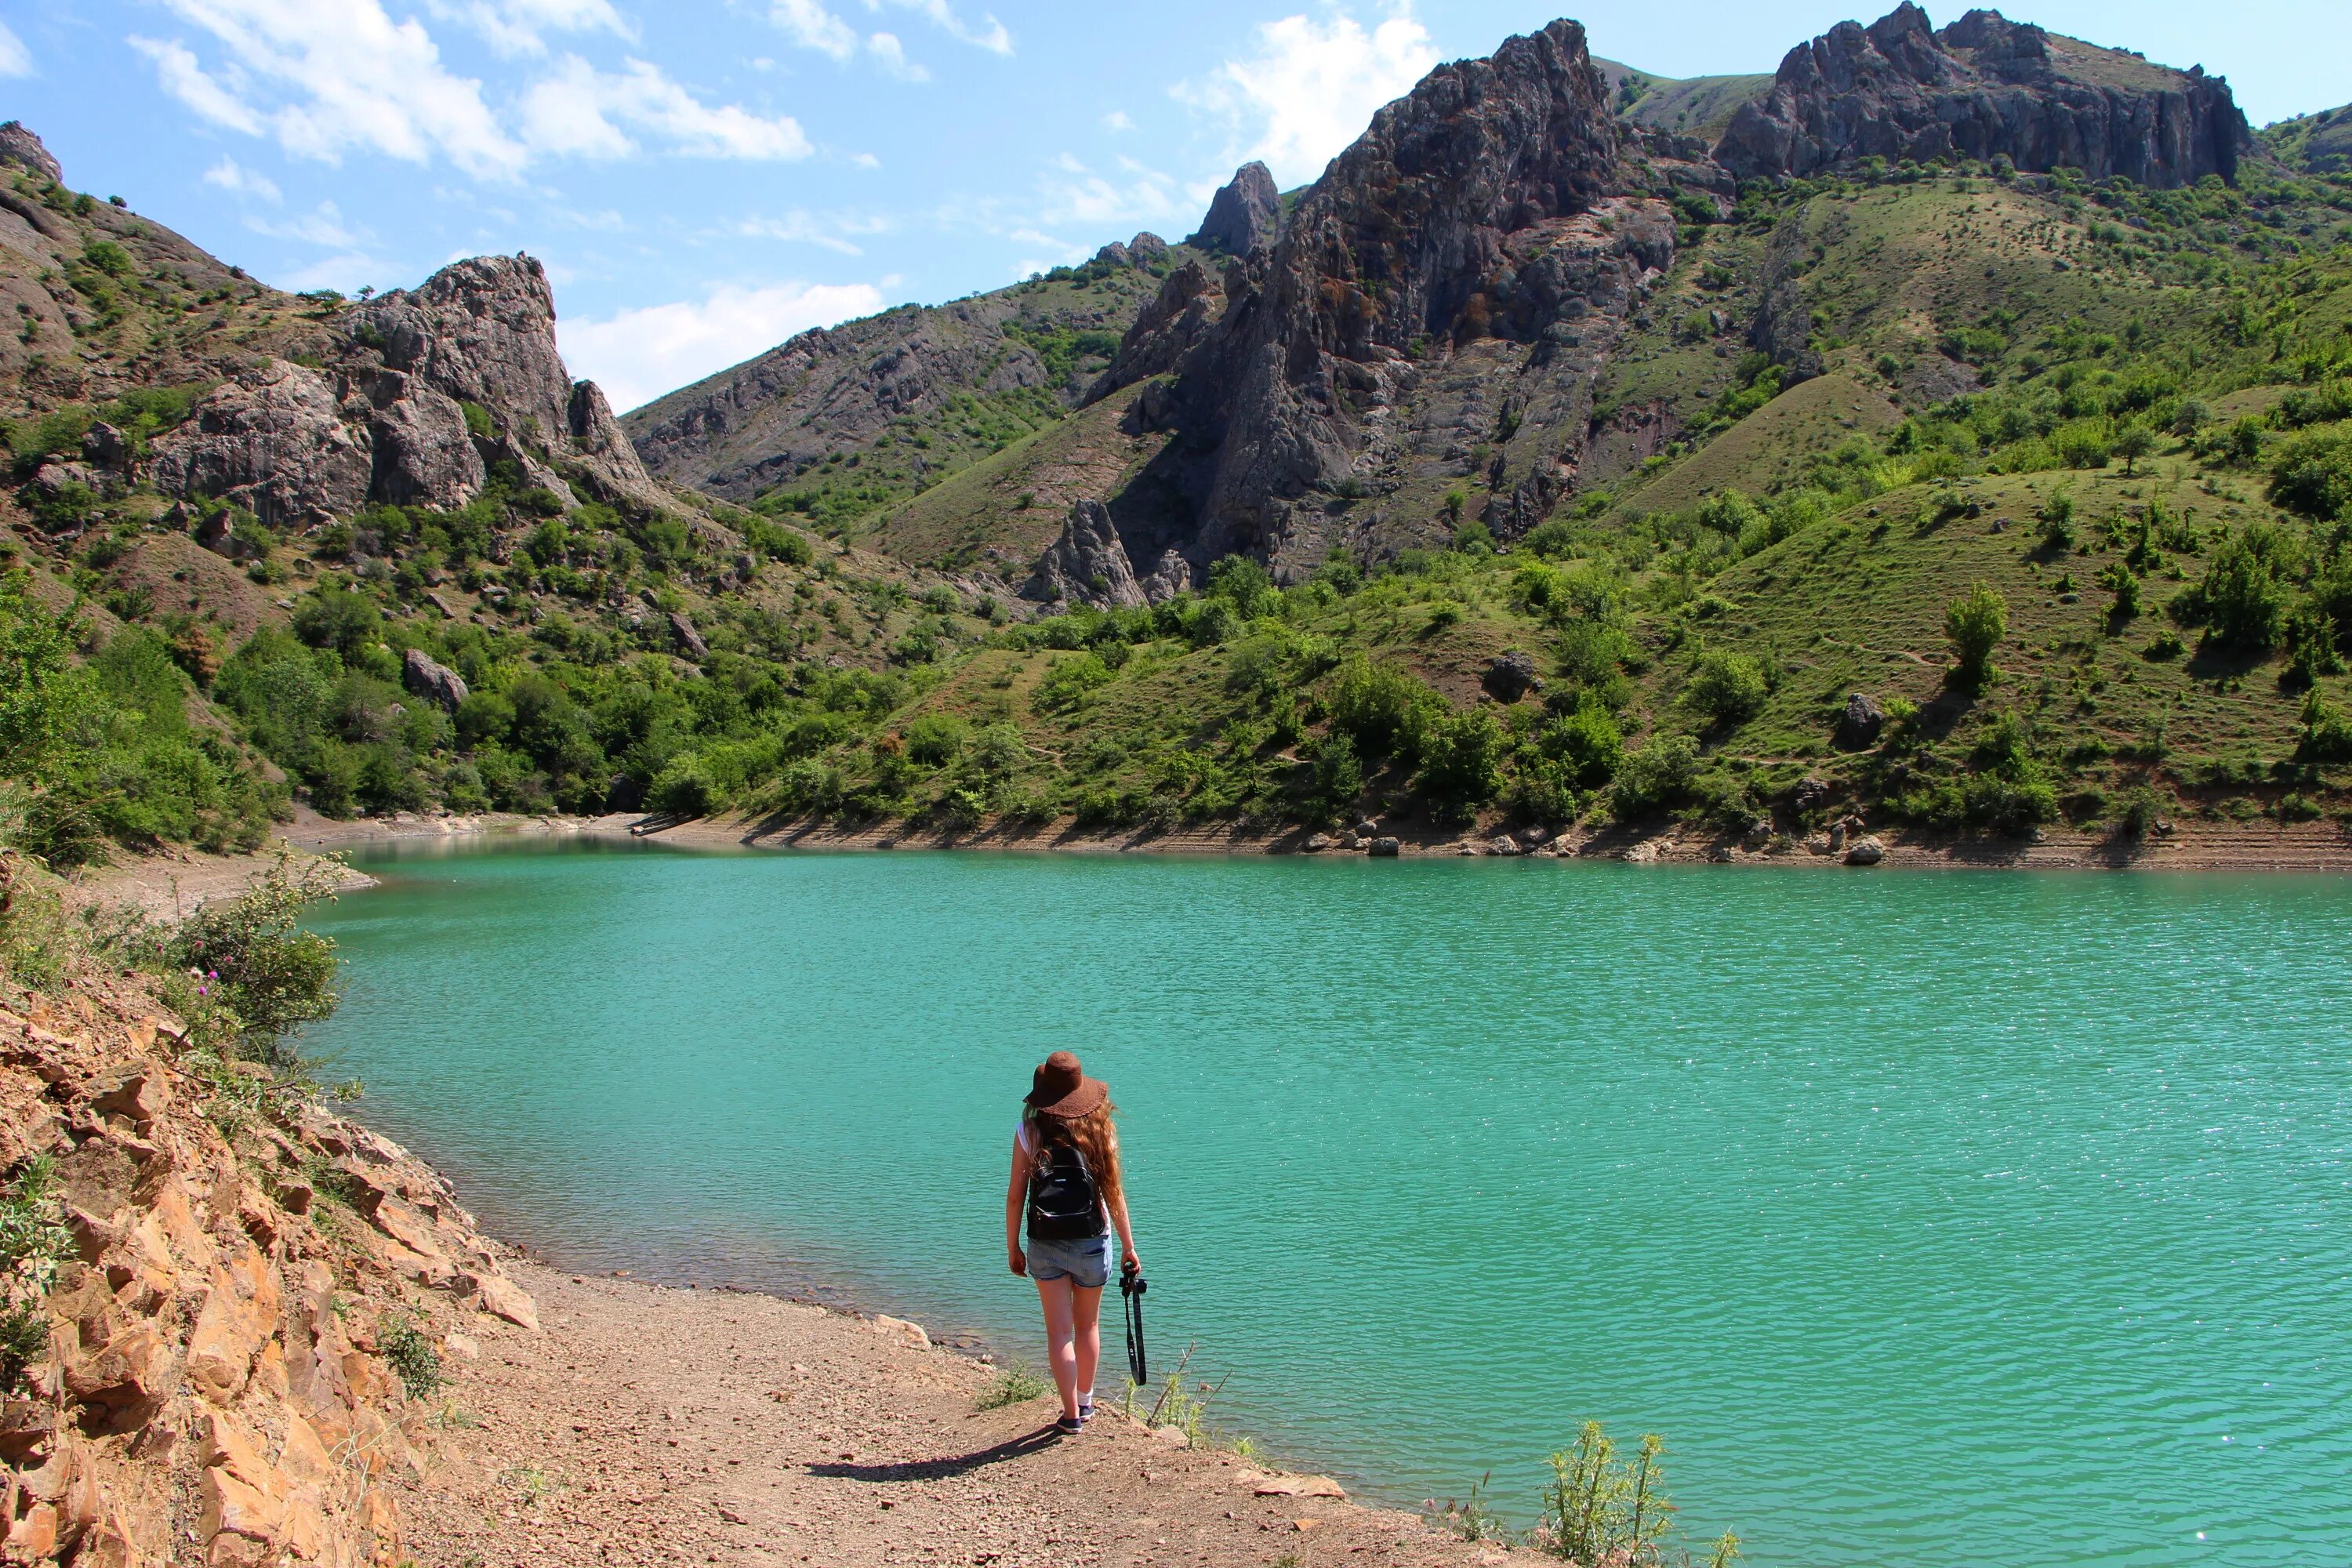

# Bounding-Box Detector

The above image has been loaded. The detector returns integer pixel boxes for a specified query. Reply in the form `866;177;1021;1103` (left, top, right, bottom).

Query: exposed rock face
402;648;470;713
148;360;373;530
0;955;539;1567
1024;499;1147;608
1186;162;1282;256
1085;260;1227;402
668;611;710;660
355;370;486;510
1715;5;2250;189
1098;20;1672;568
0;121;61;183
1138;547;1192;604
354;254;657;506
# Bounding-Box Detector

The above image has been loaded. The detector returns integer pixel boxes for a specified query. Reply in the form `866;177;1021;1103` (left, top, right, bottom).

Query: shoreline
274;803;2352;874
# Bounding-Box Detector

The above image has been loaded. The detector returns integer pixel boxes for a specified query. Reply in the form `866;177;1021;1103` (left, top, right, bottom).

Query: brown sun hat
1025;1050;1108;1119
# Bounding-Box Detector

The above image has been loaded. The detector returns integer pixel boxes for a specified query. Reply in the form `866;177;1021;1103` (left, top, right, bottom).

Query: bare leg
1033;1276;1079;1418
1071;1284;1103;1406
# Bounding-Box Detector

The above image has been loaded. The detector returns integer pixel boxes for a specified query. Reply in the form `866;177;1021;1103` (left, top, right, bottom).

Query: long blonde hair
1025;1099;1123;1215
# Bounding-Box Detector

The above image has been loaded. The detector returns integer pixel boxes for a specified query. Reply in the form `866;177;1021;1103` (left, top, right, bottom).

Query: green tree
1945;583;2008;688
1415;708;1505;822
1684;650;1769;726
2111;422;2156;477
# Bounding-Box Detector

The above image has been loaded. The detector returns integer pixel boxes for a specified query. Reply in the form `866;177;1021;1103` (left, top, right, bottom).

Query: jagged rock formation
0;122;61;184
144;255;663;529
1024;499;1148;608
1186;162;1282;256
0;953;539;1566
1083;260;1229;403
1090;20;1682;569
1715;5;2250;188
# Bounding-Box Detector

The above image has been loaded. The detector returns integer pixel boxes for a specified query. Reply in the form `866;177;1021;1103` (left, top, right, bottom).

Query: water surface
303;840;2352;1566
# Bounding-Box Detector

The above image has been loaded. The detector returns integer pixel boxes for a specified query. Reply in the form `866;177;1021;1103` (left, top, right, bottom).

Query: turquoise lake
301;840;2352;1566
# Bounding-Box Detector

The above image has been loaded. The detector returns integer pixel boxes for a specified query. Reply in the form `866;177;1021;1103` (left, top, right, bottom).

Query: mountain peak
1187;162;1281;256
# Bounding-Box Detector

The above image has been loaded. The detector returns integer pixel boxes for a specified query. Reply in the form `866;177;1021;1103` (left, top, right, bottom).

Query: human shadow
806;1426;1063;1483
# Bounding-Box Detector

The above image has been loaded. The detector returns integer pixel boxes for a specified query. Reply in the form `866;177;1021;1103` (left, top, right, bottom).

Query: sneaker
1078;1397;1095;1423
1054;1414;1084;1436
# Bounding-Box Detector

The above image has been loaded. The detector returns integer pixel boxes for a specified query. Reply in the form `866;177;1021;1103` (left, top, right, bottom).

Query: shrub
903;713;967;766
2267;428;2352;521
0;1156;70;1391
1944;583;2007;688
292;587;383;659
2187;537;2286;655
1298;731;1363;823
378;1312;442;1400
1414;708;1506;822
1536;699;1624;789
1610;735;1699;818
1327;658;1438;760
1206;556;1277;620
1684;651;1769;726
2296;691;2352;762
1033;652;1112;713
163;854;343;1068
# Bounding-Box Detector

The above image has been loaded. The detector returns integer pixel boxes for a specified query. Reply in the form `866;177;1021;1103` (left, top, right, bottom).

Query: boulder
1844;835;1887;866
1791;775;1831;813
463;1271;539;1330
1186;162;1281;256
1835;691;1887;750
1367;837;1402;858
1302;833;1333;851
1481;651;1543;703
668;611;710;660
401;648;470;714
1138;548;1192;604
192;510;265;563
80;423;131;470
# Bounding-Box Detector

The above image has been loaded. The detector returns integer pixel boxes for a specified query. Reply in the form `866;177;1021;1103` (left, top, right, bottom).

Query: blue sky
4;1;2347;412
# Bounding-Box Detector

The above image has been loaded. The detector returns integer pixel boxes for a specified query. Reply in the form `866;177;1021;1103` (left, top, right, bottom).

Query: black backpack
1027;1136;1104;1240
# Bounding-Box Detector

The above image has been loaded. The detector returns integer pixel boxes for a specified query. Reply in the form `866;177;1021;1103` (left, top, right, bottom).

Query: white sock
1080;1388;1094;1407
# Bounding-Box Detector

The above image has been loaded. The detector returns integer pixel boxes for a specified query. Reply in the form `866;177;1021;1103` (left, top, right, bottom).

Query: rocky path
388;1264;1513;1568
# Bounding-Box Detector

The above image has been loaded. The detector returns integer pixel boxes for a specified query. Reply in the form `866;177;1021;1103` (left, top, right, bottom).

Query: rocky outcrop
1186;162;1282;256
1096;20;1671;568
1083;261;1227;403
148;361;374;531
1023;499;1148;608
354;255;658;506
401;648;470;713
1715;5;2250;188
1835;691;1887;749
0;952;539;1567
0;122;61;184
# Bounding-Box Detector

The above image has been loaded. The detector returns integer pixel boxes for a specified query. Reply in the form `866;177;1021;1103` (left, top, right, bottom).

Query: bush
1944;583;2007;688
903;713;967;766
1298;731;1363;824
2187;537;2286;655
164;854;343;1068
1414;708;1505;822
1536;699;1624;789
1327;658;1439;760
2267;428;2352;521
1610;735;1699;818
292;587;383;659
1684;651;1769;726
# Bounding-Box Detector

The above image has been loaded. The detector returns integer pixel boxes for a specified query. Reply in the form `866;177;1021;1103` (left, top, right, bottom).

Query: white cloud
517;56;813;161
735;209;895;256
131;36;264;135
558;280;887;412
866;0;1011;56
276;252;385;293
136;2;805;178
866;33;927;82
771;0;858;61
849;151;881;169
202;155;282;202
0;21;33;78
137;0;526;176
1033;153;1183;230
246;199;368;248
1102;111;1134;132
1175;6;1436;187
428;0;633;56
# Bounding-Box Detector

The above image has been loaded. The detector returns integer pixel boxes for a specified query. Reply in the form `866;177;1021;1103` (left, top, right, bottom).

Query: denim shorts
1026;1230;1112;1287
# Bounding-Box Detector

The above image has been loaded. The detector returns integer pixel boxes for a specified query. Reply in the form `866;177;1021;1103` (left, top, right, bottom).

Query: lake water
302;840;2352;1566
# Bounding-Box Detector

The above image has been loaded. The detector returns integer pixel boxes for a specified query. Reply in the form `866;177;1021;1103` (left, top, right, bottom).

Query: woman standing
1005;1051;1140;1434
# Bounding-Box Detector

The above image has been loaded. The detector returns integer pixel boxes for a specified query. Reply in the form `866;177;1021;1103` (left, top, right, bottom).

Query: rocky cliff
1715;5;2250;188
140;255;664;530
0;911;539;1567
1086;20;1690;572
1185;162;1282;256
